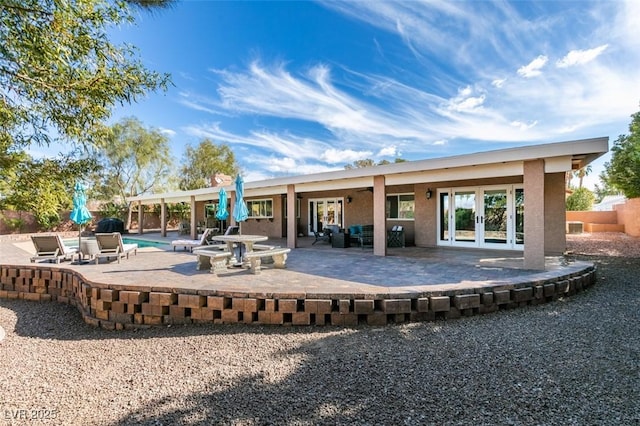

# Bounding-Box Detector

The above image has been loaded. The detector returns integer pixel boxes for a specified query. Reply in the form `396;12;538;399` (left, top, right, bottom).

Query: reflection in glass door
308;199;343;234
515;188;524;245
483;189;507;246
454;190;476;244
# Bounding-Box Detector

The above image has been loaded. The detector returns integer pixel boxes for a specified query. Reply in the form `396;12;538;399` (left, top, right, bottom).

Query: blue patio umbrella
233;175;249;228
215;188;229;220
70;181;92;258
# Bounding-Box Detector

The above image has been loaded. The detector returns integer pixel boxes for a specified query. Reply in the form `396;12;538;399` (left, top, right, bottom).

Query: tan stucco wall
544;172;567;255
238;195;285;237
524;160;545;269
616;198;640;237
566;210;618;224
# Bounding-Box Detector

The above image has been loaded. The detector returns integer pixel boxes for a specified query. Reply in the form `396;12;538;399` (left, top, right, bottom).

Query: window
386;193;415;219
247;199;273;218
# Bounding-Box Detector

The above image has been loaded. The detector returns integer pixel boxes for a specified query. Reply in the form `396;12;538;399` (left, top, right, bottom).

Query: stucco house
128;137;608;270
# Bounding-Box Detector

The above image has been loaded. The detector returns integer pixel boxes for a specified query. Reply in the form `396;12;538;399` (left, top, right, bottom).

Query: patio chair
171;228;214;252
94;232;138;264
387;225;405;248
348;224;363;245
312;230;331;245
30;235;79;263
358;225;374;249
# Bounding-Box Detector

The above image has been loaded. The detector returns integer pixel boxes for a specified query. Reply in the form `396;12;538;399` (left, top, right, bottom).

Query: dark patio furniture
358;225;374;249
387;225;405;248
332;231;350;248
312;230;331;245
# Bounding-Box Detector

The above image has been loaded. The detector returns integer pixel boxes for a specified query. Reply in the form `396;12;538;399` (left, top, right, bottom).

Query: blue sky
36;0;640;189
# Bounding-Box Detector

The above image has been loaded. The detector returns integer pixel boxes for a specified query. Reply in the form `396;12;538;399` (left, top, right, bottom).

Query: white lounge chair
94;233;138;264
171;228;215;252
30;235;79;263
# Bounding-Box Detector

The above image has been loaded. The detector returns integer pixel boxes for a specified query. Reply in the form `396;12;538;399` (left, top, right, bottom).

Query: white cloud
377;145;397;157
492;78;506;88
510;120;538;131
446;86;486;112
433;139;447;146
556;45;609;68
321;148;372;164
517;55;548;78
158;127;176;137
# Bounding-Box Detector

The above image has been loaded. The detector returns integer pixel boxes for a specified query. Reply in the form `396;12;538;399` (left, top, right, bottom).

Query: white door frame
308;198;344;235
437;185;524;250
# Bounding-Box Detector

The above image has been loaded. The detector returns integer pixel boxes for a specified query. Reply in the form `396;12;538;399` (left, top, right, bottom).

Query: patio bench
193;248;233;275
244;247;291;274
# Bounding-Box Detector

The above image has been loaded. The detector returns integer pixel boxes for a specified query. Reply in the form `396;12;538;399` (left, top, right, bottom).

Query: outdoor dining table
211;234;269;265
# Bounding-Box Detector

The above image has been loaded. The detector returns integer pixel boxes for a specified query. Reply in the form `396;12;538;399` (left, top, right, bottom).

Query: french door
308;198;344;235
438;185;524;250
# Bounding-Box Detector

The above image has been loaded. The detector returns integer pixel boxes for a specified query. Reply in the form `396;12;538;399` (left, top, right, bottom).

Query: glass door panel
483;189;508;245
515;188;524;245
439;191;449;242
454;191;476;243
309;199;344;235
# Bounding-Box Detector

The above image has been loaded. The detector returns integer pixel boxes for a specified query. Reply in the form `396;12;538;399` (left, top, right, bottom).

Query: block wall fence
0;263;596;329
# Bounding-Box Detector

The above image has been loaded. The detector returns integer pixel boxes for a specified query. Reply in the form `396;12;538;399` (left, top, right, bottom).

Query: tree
178;139;239;190
573;165;592;189
92;117;173;227
603;108;640;198
0;0;172;173
566;187;595;211
344;158;406;169
1;156;97;230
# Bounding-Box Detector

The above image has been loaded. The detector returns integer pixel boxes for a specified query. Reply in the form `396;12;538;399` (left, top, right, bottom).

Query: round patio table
210;234;269;266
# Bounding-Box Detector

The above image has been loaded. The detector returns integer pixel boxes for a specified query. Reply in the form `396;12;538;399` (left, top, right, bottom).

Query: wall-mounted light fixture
346;196;353;204
426;189;433;199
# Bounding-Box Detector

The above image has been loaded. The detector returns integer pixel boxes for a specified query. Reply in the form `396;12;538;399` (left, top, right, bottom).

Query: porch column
373;175;387;256
160;198;167;237
524;159;545;270
287;184;297;249
190;195;197;240
137;200;143;235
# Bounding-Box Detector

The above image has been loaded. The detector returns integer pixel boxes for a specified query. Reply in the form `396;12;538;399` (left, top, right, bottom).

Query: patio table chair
171;228;215;252
94;232;138;264
30;234;79;263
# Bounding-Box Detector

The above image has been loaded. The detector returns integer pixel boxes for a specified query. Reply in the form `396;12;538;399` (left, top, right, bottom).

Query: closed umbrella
215;188;229;220
70;181;92;261
233;175;249;228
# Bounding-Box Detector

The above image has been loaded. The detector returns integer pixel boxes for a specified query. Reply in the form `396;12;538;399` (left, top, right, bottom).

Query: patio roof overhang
127;137;608;205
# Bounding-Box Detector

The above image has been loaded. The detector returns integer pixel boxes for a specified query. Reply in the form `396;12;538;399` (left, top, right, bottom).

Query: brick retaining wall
0;263;596;329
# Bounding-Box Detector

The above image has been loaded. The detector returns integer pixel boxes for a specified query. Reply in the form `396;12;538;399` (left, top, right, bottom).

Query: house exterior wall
413;176;524;248
544;172;567;255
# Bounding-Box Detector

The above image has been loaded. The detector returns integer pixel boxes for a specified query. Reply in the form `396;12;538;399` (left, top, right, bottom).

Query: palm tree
574;165;592;188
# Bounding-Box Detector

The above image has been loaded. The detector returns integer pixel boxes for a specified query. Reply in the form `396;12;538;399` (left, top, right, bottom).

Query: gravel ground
1;233;639;425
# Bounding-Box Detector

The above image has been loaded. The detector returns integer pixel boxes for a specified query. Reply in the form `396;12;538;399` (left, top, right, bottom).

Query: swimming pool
121;238;169;249
64;237;169;249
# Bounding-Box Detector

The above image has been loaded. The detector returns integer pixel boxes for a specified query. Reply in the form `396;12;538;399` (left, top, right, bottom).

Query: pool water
64;237;169;249
121;238;169;249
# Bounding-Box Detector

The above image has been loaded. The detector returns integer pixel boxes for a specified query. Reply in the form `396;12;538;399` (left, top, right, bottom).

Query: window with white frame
247;199;273;218
386;193;415;219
